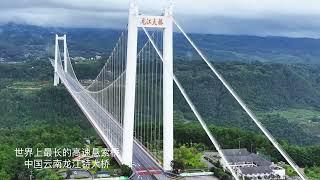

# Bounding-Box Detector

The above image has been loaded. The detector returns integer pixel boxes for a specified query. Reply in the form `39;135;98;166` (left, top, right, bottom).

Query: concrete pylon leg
122;0;139;167
54;34;60;86
163;4;174;171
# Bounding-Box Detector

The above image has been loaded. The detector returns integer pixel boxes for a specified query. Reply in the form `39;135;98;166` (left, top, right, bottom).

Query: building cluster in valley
205;148;286;179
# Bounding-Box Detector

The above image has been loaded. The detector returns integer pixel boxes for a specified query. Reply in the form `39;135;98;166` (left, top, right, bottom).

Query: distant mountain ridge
1;23;320;64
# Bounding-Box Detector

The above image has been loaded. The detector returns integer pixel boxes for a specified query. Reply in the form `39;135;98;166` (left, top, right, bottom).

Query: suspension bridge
51;1;307;179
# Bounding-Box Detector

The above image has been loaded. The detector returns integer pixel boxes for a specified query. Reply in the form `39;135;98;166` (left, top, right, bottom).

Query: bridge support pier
63;34;68;73
122;0;138;167
54;35;60;86
163;4;174;171
54;34;68;86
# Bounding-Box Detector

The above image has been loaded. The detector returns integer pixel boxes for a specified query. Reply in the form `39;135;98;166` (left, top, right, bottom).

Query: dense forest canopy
2;23;320;64
174;60;320;146
1;60;319;146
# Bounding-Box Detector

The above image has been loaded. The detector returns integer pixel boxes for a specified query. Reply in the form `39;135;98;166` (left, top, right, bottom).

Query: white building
219;149;286;179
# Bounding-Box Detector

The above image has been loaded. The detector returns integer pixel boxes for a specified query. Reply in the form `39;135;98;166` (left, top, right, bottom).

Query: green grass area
268;108;320;123
7;80;51;94
284;165;297;177
305;166;320;180
262;108;320;137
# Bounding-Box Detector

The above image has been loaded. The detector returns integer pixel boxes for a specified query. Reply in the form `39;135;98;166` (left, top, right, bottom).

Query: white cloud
1;0;320;37
173;0;320;16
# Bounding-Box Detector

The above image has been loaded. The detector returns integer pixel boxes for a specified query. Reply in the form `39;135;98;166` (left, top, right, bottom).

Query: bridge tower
122;0;174;170
163;1;174;171
54;34;68;86
122;0;139;167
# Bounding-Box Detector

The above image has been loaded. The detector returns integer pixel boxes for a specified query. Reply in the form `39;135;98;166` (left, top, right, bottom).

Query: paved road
56;66;169;180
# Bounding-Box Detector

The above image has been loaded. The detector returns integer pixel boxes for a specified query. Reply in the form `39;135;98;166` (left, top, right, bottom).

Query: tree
171;160;185;174
0;169;10;179
120;164;133;177
210;167;232;180
36;169;62;180
174;145;206;168
221;174;232;180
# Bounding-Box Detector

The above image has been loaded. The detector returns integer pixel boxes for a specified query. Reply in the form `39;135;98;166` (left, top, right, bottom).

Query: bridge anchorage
51;0;307;180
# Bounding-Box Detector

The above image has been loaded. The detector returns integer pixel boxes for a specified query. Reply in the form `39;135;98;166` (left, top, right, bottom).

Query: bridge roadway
56;68;169;180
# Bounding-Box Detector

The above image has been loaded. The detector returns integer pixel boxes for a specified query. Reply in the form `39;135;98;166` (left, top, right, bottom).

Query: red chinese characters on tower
141;18;146;25
152;18;157;25
140;16;165;27
158;19;164;26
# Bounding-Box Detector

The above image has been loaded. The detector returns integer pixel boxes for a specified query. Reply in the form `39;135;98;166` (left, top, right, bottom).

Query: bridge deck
55;65;168;179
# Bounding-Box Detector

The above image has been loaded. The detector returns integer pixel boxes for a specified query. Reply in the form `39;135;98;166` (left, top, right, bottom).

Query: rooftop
222;149;272;167
222;148;251;156
240;166;273;175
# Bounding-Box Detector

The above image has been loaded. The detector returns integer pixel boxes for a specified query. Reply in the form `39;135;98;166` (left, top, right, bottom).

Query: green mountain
0;60;319;178
1;23;320;64
174;60;320;146
1;60;319;146
175;34;320;63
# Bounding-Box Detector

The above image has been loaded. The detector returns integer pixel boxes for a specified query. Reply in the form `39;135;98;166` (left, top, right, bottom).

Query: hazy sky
1;0;320;38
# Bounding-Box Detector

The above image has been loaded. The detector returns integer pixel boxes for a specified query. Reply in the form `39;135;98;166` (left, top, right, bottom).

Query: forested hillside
0;60;320;178
2;23;320;64
174;60;320;145
175;34;320;63
1;60;319;146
